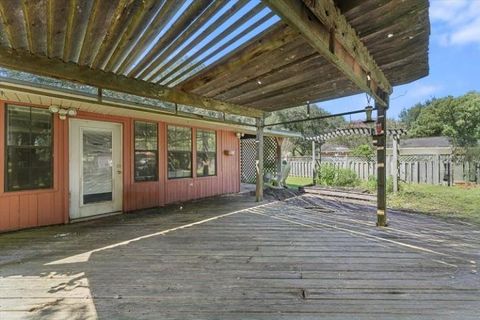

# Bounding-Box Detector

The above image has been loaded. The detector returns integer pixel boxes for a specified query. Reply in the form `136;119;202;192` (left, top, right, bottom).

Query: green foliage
265;104;346;155
285;176;313;188
361;175;395;193
399;102;426;129
316;165;360;187
350;144;374;160
403;92;480;147
388;184;480;224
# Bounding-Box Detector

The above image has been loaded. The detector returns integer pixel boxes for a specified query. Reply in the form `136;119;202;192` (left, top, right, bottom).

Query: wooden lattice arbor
306;127;408;193
0;0;430;226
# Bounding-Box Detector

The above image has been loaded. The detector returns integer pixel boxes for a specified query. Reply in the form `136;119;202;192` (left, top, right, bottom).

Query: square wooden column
275;137;284;182
376;98;388;226
256;117;264;202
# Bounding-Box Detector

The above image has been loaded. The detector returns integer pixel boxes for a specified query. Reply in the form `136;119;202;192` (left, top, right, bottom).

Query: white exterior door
69;119;122;220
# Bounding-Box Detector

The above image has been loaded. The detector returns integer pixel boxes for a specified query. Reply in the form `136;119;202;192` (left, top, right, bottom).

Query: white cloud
430;0;480;47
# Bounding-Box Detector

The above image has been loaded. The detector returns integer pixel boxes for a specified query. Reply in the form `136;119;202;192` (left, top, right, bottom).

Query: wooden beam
146;0;250;83
105;0;184;73
166;11;276;87
0;47;264;117
375;97;388;227
262;0;392;106
256;117;264;202
128;1;226;79
90;0;138;68
178;24;299;94
158;2;266;85
115;1;196;74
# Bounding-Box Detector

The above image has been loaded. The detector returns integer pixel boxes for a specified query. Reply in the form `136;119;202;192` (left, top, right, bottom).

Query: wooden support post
376;98;388;227
392;134;399;193
312;140;316;183
275;137;283;183
256;117;264;202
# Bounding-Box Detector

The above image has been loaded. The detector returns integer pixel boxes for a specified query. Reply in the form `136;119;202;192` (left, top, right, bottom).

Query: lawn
388;184;480;224
285;176;313;188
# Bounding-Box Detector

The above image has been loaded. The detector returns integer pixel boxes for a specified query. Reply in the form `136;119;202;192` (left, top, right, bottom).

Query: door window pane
5;105;53;191
134;121;158;181
82;130;113;204
196;129;216;177
167;126;192;179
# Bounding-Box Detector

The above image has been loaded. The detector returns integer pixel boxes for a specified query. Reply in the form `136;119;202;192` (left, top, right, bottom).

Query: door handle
117;170;122;174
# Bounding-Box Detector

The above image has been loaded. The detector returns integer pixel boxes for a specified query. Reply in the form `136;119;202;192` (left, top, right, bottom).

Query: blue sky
319;0;480;120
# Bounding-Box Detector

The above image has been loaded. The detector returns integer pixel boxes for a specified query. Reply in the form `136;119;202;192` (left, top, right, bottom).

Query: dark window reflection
6;105;53;191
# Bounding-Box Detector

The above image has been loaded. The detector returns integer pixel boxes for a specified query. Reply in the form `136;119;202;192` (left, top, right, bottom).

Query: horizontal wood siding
0;100;241;232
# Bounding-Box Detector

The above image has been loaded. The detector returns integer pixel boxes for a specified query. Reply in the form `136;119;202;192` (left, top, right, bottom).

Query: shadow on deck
0;191;479;319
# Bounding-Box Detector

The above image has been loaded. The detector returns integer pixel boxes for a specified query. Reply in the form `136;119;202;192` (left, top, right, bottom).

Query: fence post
255;117;264;201
312;141;316;182
392;134;399;193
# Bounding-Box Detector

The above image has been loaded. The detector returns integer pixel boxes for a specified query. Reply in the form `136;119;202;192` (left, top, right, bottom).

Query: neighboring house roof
321;144;350;153
387;136;452;148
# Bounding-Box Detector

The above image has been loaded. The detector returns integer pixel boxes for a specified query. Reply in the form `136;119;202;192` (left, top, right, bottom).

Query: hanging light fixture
49;105;78;120
364;105;374;123
363;93;374;124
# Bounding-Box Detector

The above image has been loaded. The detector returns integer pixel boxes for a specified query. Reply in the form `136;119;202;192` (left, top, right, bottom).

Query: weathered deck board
0;193;479;319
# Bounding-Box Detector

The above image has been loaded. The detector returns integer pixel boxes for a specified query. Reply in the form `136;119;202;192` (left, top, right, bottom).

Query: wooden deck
0;192;479;319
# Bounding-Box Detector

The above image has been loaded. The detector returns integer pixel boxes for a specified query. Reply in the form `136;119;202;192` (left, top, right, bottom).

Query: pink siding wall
0;101;240;233
0;102;68;232
162;128;240;204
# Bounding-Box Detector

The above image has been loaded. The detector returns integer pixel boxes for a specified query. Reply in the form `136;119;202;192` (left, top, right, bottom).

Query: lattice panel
241;137;278;183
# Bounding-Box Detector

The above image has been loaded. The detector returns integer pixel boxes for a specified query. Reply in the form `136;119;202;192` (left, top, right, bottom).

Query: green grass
285;176;313;188
388;184;480;224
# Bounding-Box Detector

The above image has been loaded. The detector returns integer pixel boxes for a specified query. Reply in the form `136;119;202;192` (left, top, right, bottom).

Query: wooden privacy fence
288;155;480;185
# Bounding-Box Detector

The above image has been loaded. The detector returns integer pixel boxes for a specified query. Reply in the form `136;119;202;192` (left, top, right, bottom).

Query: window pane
196;129;216;177
8;105;31;146
6;147;52;191
29;148;52;188
31;108;52;147
82;130;113;204
134;121;147;150
134;121;158;182
168;126;192;178
145;122;158;150
135;151;158;181
6;105;53;191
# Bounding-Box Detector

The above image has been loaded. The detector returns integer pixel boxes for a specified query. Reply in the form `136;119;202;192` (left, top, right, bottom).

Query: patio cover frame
0;0;430;226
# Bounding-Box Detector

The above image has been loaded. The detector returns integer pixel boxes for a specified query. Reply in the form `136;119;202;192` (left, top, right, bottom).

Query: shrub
317;164;337;186
362;175;396;193
350;144;374;161
335;168;360;187
317;164;360;187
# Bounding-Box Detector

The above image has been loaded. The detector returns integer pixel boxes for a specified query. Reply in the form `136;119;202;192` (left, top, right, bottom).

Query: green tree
399;101;427;129
350;144;374;161
407;92;480;147
266;104;346;155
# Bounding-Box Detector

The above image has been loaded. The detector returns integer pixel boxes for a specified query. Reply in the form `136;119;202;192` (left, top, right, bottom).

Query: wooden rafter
128;1;227;79
158;2;266;85
306;127;407;142
146;0;251;83
178;24;299;94
165;11;276;87
0;47;263;117
105;0;185;73
262;0;392;106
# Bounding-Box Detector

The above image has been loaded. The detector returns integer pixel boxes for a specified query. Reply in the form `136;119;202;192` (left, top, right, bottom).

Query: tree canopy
400;91;480;147
266;104;346;155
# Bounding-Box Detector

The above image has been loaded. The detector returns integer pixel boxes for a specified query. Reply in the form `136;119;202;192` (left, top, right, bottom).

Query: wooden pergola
0;0;429;226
